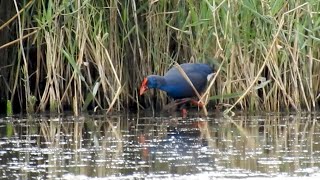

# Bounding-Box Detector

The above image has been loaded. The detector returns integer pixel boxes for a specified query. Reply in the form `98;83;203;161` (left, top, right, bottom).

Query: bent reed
0;0;319;114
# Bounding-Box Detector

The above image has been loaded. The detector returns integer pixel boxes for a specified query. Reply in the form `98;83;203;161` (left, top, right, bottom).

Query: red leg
181;108;187;118
190;99;204;108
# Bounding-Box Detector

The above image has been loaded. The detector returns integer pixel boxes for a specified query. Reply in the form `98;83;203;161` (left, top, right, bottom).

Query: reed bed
1;0;319;114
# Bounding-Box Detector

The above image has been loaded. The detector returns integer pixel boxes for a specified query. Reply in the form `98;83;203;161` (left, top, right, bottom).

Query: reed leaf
0;0;318;114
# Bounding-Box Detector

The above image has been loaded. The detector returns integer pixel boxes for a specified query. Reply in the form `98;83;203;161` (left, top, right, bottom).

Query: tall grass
1;0;319;114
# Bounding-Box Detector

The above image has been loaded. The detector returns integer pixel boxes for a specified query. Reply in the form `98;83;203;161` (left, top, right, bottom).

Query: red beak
139;78;148;95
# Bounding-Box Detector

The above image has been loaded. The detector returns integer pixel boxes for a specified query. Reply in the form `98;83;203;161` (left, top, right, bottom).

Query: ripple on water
0;112;319;179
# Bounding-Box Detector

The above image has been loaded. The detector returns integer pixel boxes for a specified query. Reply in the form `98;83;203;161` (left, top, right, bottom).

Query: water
0;112;319;179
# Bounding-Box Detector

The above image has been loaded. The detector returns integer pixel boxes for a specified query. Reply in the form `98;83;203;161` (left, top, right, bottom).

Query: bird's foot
181;108;187;118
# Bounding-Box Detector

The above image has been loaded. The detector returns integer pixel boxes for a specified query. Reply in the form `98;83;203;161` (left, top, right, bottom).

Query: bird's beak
139;78;148;95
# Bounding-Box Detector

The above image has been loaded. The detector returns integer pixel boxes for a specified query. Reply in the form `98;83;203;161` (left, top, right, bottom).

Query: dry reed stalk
200;58;225;106
225;14;293;114
174;62;208;116
0;0;33;31
3;0;320;113
0;30;37;50
13;0;32;112
96;39;122;113
132;0;144;62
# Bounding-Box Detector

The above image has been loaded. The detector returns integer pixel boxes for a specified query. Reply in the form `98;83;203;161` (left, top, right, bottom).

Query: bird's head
139;75;162;95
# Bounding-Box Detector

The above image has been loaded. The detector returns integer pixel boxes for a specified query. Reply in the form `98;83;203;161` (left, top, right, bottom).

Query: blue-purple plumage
141;63;214;99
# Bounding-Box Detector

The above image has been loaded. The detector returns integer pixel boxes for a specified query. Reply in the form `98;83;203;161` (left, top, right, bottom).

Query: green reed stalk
1;0;319;114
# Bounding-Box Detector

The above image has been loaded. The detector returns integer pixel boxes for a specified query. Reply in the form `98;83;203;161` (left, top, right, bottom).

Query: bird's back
163;63;213;99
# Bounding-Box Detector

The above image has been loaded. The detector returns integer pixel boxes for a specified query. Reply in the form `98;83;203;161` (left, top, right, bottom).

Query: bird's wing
186;72;208;92
165;71;207;93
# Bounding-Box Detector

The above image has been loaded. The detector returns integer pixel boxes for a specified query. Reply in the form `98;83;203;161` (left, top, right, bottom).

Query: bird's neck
155;76;175;93
148;75;166;89
156;76;166;90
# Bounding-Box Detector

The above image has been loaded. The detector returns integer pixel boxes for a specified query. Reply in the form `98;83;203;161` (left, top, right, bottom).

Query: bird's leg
177;98;192;118
162;98;192;117
162;101;178;112
181;108;187;118
190;99;204;108
177;98;205;117
179;102;188;118
175;98;190;105
162;98;190;112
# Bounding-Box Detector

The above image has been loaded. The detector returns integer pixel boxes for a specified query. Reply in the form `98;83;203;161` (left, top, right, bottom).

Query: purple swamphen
139;63;214;113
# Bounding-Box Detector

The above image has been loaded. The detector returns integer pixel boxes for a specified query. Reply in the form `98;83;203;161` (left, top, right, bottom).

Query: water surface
0;112;319;179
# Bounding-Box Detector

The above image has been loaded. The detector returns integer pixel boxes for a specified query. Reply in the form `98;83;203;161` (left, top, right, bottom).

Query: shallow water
0;112;319;179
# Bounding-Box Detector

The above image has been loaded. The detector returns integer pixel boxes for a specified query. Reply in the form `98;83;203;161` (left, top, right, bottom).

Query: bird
139;63;214;111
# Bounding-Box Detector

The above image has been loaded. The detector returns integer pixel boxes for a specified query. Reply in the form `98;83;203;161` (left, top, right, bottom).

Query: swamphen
140;63;214;113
